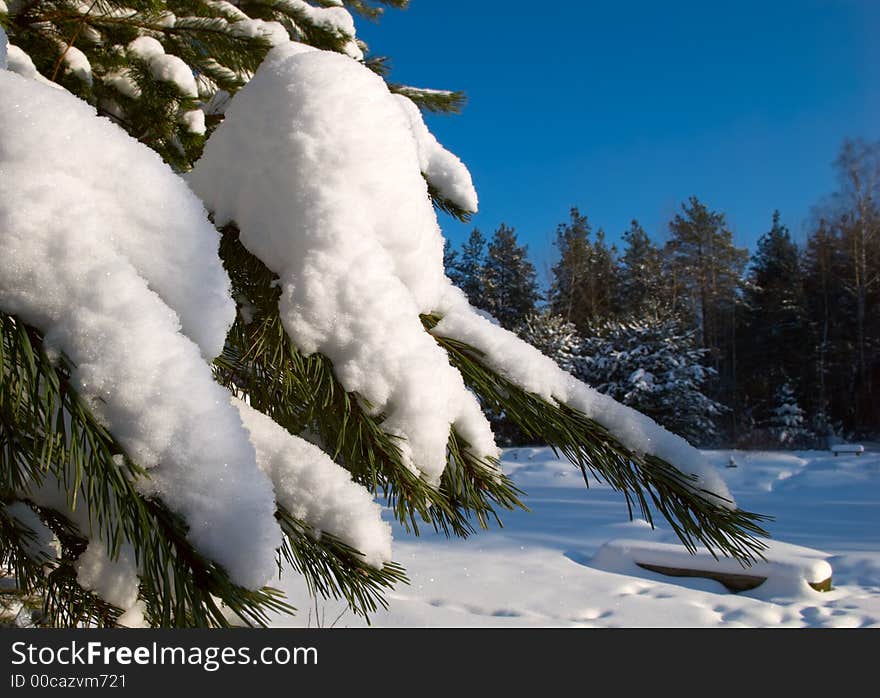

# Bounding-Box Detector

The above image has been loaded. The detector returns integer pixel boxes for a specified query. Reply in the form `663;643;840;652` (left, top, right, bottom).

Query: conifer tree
803;218;853;432
665;197;747;431
1;3;766;628
619;219;670;320
549;208;591;329
453;227;488;308
443;238;459;279
481;223;539;330
666;197;748;357
829;139;880;432
739;211;812;424
549;207;620;332
766;382;812;448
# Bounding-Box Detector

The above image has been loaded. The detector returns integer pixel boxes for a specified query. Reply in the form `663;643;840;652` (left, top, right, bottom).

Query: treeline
444;138;880;448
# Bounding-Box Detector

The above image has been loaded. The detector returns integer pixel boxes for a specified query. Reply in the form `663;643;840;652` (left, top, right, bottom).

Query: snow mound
592;538;833;597
0;71;281;589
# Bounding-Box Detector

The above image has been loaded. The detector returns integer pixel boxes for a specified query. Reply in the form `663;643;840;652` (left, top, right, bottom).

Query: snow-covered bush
767;383;814;448
577;318;725;445
516;312;582;375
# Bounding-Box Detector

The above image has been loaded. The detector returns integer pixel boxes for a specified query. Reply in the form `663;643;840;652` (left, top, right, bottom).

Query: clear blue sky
358;0;879;282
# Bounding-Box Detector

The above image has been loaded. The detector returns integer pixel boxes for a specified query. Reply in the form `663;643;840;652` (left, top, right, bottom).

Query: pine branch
390;83;466;114
427;180;474;223
0;312;294;627
420;313;771;564
276;509;406;620
341;0;409;20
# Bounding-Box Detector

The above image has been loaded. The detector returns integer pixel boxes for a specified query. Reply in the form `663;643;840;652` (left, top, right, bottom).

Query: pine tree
481;223;539;330
766;382;812;448
577;317;725;445
549;207;620;332
666;197;748;356
454;228;488;308
665;197;747;434
443;238;459;279
1;4;767;628
738;211;813;427
590;228;621;317
550;208;591;329
619;219;670;320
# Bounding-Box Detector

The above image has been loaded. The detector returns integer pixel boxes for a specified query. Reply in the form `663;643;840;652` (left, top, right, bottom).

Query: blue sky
358;0;879;280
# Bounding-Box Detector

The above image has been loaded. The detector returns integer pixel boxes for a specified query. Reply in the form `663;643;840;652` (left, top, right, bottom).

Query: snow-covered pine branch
190;42;766;553
0;6;767;627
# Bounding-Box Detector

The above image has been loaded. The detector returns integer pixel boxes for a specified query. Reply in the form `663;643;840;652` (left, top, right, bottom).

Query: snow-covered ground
270;446;880;628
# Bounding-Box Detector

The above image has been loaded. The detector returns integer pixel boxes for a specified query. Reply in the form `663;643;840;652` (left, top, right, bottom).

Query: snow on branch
0;69;283;590
189;43;499;486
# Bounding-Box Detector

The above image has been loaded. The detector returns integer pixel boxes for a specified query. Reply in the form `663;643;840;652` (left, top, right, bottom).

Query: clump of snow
3;42;62;89
234;398;392;567
393;94;478;213
286;0;356;38
103;70;139;99
58;42;92;85
127;36;197;97
190;44;498;485
282;0;362;60
0;71;282;589
3;502;61;569
71;1;137;21
75;542;141;615
230;19;290;47
181;108;206;135
206;0;249;21
21;471;148;625
75;541;147;627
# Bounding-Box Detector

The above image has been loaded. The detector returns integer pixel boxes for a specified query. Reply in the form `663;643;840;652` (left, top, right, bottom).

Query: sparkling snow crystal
0;71;283;588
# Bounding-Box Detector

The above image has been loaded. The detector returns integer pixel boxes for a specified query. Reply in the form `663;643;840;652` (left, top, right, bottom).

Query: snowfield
270;446;880;628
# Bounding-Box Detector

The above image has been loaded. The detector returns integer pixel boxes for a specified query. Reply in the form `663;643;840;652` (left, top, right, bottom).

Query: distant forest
444;138;879;448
